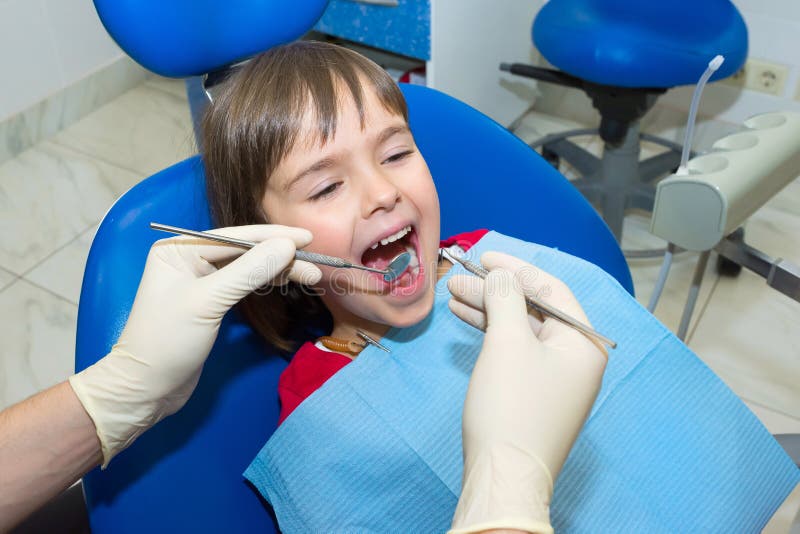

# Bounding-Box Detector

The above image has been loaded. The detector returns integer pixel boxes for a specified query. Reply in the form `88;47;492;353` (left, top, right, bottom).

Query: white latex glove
69;225;321;467
446;251;608;534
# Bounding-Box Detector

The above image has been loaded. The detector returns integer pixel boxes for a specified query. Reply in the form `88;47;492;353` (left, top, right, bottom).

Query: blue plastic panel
315;0;431;60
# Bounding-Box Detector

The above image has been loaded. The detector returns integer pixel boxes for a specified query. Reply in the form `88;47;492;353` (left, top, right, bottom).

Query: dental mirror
383;252;411;282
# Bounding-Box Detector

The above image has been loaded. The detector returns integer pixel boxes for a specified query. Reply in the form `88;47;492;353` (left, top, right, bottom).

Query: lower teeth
406;244;419;263
405;244;419;275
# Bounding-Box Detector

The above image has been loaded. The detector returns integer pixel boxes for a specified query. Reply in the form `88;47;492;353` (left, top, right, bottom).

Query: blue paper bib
246;231;799;533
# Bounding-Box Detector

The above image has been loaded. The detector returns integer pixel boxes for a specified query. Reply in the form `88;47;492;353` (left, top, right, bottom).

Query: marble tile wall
0;56;150;165
41;0;126;86
0;0;124;121
0;0;63;121
52;81;196;177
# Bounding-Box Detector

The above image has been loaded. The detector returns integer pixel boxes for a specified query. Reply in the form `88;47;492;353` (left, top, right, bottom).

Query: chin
383;286;436;328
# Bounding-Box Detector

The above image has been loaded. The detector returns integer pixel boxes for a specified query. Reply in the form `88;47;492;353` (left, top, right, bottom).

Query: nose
360;170;401;218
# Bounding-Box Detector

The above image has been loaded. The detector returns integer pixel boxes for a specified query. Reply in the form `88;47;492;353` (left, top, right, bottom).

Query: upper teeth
370;225;411;249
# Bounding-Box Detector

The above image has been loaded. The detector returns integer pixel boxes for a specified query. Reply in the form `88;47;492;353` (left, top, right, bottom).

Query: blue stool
503;0;748;241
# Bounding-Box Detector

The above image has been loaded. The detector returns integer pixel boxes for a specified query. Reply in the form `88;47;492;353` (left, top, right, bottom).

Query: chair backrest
76;84;631;532
92;0;330;77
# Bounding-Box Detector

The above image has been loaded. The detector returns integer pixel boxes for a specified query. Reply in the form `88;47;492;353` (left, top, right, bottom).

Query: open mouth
360;225;421;286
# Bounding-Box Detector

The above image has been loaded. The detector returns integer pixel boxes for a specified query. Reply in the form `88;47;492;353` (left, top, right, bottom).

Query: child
202;40;486;423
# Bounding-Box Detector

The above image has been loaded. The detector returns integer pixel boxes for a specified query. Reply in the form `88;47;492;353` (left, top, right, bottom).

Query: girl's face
262;81;441;336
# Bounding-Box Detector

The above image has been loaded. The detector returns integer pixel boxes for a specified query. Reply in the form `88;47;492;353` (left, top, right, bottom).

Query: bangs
291;46;409;149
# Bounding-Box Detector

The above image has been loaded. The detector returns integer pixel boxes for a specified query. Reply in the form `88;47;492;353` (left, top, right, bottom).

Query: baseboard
0;56;150;165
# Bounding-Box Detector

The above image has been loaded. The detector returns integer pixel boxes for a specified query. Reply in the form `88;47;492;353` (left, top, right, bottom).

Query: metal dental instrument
441;247;617;349
150;223;411;282
355;329;391;353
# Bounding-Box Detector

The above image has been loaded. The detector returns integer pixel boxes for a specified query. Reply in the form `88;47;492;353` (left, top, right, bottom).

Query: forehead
296;80;403;153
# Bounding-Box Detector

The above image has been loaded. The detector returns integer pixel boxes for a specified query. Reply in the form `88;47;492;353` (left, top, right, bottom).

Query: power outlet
721;58;789;96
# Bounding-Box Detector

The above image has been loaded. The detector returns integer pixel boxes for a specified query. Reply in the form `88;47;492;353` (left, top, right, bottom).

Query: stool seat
533;0;748;88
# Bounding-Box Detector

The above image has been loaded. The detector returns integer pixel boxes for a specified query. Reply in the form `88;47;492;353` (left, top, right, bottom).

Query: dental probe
441;248;617;349
150;223;411;282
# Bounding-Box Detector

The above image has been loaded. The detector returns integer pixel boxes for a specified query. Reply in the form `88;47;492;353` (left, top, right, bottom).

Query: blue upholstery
92;0;330;77
75;83;631;533
533;0;748;87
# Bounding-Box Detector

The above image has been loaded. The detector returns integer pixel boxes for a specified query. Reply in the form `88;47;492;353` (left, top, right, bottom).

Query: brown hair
201;41;409;352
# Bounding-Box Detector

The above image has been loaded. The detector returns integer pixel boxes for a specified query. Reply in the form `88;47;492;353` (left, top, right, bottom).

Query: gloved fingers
148;225;314;279
189;224;313;263
448;274;543;334
480;251;590;324
539;316;609;361
270;259;322;286
480;253;607;359
482;269;535;336
203;237;299;302
447;297;487;331
447;275;486;310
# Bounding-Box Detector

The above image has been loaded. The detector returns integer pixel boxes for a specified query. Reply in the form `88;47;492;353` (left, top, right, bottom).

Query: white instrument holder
649;111;800;339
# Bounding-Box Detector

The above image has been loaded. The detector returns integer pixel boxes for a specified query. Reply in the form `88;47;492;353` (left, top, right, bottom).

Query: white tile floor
0;76;797;530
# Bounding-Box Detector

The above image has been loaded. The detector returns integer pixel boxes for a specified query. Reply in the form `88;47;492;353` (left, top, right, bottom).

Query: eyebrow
283;123;411;193
284;157;337;193
376;124;411;146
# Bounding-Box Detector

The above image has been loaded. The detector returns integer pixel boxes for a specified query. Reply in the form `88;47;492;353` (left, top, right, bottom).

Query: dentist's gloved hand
69;225;321;467
446;251;608;534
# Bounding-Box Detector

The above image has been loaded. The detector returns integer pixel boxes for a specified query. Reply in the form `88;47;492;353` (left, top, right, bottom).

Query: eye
382;149;415;165
309;182;340;201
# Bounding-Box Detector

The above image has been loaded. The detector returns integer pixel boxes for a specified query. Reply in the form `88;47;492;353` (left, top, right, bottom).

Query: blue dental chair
503;0;748;241
76;2;631;532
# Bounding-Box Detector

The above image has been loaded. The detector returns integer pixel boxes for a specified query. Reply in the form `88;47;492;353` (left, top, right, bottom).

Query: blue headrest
92;0;330;77
533;0;748;87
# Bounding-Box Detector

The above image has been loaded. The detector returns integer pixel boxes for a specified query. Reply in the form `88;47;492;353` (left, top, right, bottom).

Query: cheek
264;197;352;256
305;220;349;256
406;163;440;223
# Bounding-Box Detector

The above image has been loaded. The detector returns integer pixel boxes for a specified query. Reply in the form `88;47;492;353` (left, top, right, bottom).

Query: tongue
362;239;408;270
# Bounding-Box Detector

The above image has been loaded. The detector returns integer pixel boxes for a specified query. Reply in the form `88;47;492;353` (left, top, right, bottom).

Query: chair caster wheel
716;254;742;277
541;146;560;169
